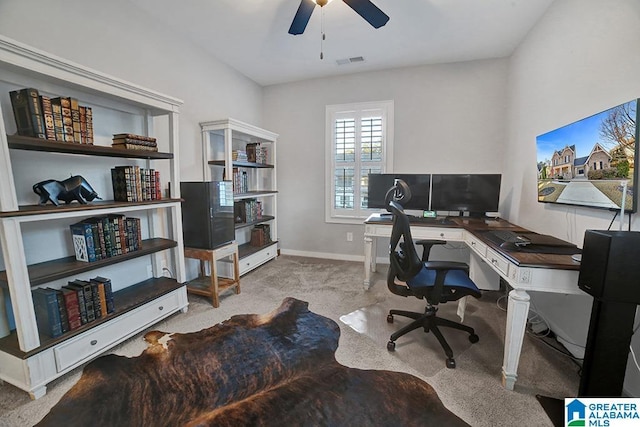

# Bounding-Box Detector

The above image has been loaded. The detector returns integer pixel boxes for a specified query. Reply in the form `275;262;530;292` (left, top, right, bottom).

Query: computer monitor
367;173;431;211
430;174;501;216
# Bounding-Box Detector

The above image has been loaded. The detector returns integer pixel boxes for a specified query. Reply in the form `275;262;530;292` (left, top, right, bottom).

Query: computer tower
577;230;640;396
180;181;234;250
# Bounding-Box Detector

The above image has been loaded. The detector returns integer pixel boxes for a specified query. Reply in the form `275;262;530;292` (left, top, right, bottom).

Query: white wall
504;0;640;395
263;59;508;259
0;0;264;182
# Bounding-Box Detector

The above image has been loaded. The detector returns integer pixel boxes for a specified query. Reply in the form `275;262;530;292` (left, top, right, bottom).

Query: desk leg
501;288;530;391
364;235;376;290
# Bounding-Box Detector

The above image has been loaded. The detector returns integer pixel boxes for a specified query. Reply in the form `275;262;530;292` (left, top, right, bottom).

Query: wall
263;59;508;260
504;0;640;395
0;0;263;181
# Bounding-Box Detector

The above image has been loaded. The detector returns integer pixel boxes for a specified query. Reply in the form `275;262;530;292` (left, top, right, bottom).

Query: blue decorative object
33;175;101;206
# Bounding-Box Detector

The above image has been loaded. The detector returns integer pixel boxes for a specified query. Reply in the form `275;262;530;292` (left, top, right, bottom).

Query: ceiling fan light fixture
314;0;333;6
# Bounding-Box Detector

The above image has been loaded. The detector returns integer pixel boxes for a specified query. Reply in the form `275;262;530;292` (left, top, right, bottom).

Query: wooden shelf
0;238;177;287
238;241;278;259
0;277;183;358
0;199;182;218
235;215;275;230
209;159;274;168
7;134;173;159
234;191;277;200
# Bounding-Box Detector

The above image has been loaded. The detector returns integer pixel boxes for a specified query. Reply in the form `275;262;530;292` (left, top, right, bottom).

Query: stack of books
232;150;248;161
234;199;263;224
111;165;162;202
70;214;142;263
32;276;115;339
9;87;94;143
111;133;158;151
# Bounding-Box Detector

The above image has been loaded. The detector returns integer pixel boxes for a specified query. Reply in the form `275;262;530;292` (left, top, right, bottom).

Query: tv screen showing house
536;99;639;213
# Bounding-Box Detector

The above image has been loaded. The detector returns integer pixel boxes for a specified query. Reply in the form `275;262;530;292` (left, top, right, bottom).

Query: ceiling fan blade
289;0;317;35
342;0;389;28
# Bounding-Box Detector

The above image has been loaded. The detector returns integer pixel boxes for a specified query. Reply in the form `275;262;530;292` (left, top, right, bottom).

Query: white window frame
325;100;394;224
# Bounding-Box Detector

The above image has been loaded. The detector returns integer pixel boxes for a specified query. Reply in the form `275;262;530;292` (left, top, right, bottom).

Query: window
325;101;394;223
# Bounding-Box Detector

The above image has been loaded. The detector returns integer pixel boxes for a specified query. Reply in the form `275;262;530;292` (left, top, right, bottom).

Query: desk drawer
466;234;487;258
412;228;464;241
486;248;510;276
54;291;182;372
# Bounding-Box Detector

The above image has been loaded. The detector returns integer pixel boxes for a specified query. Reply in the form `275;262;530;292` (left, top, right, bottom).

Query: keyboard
488;230;531;246
408;216;456;225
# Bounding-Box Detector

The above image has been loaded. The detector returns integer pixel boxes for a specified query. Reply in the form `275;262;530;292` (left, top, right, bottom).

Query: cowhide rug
37;297;468;426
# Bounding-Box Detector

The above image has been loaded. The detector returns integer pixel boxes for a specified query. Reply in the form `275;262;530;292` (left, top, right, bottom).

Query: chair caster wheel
386;314;394;323
446;358;456;369
387;341;396;351
469;334;479;344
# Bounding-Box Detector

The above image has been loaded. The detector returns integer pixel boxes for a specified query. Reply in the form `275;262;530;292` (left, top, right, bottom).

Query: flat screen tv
430;174;501;216
536;99;639;213
367;173;431;210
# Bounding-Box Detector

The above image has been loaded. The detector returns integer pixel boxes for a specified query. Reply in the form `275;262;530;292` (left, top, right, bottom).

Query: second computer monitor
430;174;501;216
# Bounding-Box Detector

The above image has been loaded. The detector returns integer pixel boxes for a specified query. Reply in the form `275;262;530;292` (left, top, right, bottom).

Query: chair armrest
415;239;446;261
423;261;470;274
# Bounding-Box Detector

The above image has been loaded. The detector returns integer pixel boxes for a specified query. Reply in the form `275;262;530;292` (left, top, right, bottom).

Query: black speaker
578;230;640;303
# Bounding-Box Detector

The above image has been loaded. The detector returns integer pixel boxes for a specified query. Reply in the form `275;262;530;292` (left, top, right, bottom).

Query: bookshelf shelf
0;277;182;359
208;159;274;169
7;134;173;160
201;119;279;276
0;199;182;218
0;238;177;287
0;35;188;399
235;215;275;230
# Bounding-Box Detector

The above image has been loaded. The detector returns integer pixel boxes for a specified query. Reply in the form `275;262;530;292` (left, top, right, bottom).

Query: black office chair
385;179;481;368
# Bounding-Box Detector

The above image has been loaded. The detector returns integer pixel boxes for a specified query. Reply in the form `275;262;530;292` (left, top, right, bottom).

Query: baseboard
279;249;364;262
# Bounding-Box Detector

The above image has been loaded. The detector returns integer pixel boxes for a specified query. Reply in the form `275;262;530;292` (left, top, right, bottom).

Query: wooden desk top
365;214;581;271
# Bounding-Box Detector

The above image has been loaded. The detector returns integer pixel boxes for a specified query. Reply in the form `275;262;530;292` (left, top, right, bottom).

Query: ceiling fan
288;0;390;35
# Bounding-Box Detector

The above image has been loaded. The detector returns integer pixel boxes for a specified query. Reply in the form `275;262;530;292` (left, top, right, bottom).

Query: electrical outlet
346;232;353;242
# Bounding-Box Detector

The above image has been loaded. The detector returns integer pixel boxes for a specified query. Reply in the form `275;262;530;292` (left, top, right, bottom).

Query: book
85;107;93;144
108;214;128;254
39;95;56;140
90;277;108;317
70;222;97;262
69;98;82;143
89;280;102;319
9;88;46;138
79;106;87;144
67;280;95;323
52;97;74;142
60;287;82;330
32;288;63;338
82;217;107;260
111;166;136;202
50;97;65;141
63;283;88;325
91;276;114;314
50;288;70;333
112;133;157;143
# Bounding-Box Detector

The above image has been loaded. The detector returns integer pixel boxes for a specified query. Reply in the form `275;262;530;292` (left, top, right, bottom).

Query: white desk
364;215;582;391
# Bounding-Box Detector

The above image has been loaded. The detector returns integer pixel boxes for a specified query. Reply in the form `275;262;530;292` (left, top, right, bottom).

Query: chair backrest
388;200;423;282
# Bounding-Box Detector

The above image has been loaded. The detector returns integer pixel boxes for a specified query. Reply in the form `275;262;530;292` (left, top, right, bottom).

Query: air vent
336;56;365;66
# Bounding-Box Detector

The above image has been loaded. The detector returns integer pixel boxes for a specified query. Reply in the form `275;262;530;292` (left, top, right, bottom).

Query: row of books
246;143;268;164
111;133;158;152
232;168;249;194
234;199;263;224
9;87;94;144
33;276;115;339
70;214;142;263
111;166;162;202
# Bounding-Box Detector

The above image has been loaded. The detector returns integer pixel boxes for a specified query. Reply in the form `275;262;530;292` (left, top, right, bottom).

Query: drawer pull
159;306;164;311
440;233;445;237
90;340;98;346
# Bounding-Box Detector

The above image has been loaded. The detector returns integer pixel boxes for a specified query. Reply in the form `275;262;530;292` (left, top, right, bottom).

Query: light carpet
0;256;580;426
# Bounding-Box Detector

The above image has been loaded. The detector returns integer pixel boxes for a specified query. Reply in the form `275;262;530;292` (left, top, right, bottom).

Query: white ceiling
128;0;555;87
